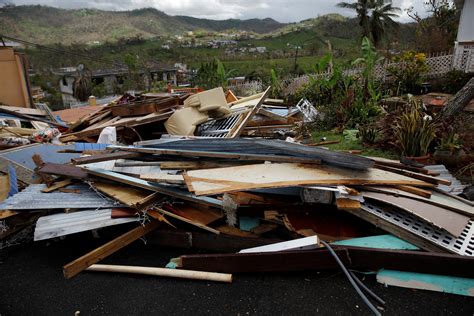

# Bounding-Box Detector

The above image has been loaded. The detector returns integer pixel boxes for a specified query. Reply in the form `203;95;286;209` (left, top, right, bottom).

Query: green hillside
0;5;285;44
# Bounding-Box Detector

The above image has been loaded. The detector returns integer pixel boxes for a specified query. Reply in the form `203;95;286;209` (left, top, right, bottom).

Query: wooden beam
375;165;451;186
155;207;220;234
63;220;159;279
395;185;432;198
38;163;88;179
180;246;474;277
147;229;282;252
72;151;143;165
41;179;73;193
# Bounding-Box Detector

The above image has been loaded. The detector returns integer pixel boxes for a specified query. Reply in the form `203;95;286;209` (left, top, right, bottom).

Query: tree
337;0;400;47
407;0;458;52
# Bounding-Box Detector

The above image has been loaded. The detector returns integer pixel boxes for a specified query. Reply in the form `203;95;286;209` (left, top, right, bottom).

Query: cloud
8;0;429;22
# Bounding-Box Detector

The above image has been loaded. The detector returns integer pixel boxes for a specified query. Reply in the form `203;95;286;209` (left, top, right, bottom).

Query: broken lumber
63;220;159;279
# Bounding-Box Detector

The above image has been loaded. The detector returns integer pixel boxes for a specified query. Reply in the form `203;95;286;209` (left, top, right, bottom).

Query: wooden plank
361;191;470;237
372;159;430;174
184;163;433;196
38;163;88;179
92;181;153;207
109;145;321;165
375;165;451;186
155;207;220;234
63;220;159;279
180;246;474;277
395;185;432;198
147;229;281;252
229;87;271;138
72;151;142;165
41;179;73;193
163;203;223;226
140;173;185;184
32;154;55;185
0;210;18;220
0;175;9;202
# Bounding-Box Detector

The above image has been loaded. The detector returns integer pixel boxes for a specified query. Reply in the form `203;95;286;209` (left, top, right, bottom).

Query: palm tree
369;0;400;47
337;0;400;47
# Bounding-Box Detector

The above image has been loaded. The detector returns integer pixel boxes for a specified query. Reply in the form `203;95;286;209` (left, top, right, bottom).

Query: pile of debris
0;104;65;149
1;87;474;314
58;87;313;144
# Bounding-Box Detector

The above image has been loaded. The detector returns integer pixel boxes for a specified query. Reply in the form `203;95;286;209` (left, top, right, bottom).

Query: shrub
388;51;428;95
393;101;437;157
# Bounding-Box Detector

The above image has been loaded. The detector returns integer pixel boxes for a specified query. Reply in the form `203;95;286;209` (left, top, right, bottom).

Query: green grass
312;130;399;160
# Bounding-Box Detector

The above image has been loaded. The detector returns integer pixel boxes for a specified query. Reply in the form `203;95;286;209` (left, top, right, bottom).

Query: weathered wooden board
92;182;154;208
72;151;142;165
184;163;433;196
38;163;88;179
361;191;470;237
163;204;223;226
140;173;185;184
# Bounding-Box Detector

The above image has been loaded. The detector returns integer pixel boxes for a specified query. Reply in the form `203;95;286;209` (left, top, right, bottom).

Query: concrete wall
0;47;31;108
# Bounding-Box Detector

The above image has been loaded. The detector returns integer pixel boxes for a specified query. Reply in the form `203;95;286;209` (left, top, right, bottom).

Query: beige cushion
184;94;200;107
197;87;227;112
164;107;209;136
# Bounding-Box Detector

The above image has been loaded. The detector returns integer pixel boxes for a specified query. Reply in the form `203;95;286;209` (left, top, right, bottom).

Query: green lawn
312;130;399;160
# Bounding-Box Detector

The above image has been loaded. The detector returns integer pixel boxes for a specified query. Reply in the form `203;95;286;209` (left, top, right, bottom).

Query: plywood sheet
184;163;433;196
362;191;470;237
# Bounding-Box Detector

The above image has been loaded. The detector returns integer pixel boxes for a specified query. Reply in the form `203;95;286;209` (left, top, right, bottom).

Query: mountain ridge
0;5;286;44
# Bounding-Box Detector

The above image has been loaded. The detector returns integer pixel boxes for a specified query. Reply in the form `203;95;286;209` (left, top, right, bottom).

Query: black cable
349;270;385;306
320;240;381;316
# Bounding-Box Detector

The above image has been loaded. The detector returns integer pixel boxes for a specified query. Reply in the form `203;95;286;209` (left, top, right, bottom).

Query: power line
0;34;126;68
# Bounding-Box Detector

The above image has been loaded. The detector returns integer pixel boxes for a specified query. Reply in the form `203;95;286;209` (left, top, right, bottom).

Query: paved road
1;227;473;315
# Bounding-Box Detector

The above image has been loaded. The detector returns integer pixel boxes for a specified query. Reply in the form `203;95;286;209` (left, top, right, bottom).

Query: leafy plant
270;68;282;99
357;124;379;144
437;131;462;153
393;102;436;157
193;59;236;89
388;51;428;95
216;59;236;88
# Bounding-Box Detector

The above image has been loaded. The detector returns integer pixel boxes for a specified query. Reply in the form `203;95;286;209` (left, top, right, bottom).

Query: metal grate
361;202;474;256
198;110;247;138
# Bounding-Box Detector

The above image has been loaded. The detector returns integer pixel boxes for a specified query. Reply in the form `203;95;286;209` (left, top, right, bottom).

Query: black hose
349;271;385;306
320;240;381;316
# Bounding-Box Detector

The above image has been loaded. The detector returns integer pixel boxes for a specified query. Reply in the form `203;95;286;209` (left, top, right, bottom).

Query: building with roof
55;65;178;107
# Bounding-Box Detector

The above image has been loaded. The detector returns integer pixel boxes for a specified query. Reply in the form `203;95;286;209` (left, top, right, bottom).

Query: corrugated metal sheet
34;209;140;241
0;184;124;211
0;143;80;170
424;165;468;195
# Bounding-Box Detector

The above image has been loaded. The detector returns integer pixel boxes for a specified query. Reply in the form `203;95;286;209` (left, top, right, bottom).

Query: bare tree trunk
438;77;474;120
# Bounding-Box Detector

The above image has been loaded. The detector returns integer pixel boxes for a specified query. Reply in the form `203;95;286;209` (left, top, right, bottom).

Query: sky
5;0;429;22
